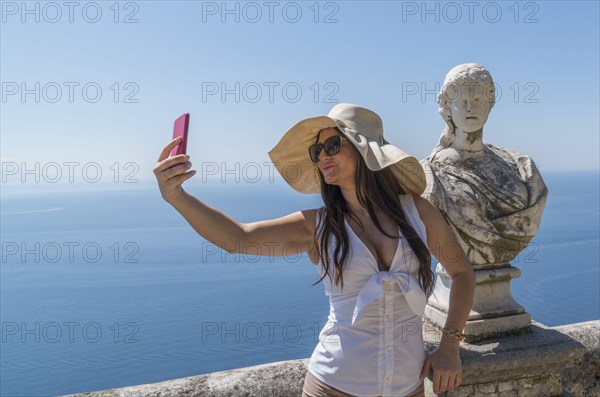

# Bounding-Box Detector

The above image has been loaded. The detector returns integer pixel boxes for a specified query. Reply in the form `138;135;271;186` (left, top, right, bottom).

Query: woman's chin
323;176;338;185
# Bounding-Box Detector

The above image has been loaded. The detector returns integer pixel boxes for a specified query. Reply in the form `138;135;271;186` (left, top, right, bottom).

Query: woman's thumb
419;356;431;380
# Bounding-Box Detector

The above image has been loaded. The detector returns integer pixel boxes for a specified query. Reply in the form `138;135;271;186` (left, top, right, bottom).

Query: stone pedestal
425;262;532;343
422;320;586;397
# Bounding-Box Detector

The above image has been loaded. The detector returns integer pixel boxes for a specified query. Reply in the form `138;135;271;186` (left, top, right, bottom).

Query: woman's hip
302;369;425;397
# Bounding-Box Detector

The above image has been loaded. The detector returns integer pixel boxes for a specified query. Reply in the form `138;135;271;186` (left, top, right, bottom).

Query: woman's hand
153;137;196;203
419;344;462;394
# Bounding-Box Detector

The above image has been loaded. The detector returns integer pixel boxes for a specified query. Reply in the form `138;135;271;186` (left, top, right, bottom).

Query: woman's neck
339;186;370;217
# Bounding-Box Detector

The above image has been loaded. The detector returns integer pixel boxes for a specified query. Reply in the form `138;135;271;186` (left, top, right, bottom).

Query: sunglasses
308;135;348;163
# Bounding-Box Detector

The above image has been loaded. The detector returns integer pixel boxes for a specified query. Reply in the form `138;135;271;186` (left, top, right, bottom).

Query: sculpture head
426;64;496;160
437;63;496;133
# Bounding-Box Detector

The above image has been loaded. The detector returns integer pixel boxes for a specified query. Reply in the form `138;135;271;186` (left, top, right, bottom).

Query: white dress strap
400;194;429;249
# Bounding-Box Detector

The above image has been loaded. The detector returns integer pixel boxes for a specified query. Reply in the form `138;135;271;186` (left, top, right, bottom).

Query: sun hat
267;103;427;195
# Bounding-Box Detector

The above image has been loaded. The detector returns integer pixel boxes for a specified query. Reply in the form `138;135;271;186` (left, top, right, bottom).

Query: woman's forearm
439;270;476;349
168;190;245;252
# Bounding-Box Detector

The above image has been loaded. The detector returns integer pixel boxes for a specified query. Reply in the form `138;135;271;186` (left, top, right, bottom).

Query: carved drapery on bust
420;63;548;268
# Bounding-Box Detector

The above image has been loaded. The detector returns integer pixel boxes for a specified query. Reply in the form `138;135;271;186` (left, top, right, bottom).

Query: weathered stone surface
60;320;597;397
420;63;551;341
432;374;562;397
555;320;600;397
425;263;532;343
420;64;548;268
61;358;309;397
422;319;585;387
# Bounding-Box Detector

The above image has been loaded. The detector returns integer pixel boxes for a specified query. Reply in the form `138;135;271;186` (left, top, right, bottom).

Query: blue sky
1;0;599;190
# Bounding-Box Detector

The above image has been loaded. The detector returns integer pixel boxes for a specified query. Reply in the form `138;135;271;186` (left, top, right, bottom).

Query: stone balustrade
62;319;598;397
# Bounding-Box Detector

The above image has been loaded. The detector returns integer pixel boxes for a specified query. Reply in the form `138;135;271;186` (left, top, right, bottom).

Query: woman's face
315;128;359;187
447;82;492;133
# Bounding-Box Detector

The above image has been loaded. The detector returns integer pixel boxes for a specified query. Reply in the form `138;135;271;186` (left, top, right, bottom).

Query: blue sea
1;171;598;397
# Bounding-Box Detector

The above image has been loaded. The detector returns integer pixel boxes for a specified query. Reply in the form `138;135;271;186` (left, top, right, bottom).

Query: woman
153;103;475;397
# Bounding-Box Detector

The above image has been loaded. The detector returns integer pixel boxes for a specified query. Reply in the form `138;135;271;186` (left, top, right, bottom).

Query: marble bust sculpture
420;63;549;269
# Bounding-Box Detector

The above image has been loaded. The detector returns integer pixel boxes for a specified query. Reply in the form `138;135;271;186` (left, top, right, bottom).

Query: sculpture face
447;82;492;133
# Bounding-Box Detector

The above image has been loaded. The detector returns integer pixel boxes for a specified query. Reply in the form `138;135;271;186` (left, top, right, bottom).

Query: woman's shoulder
304;208;324;266
302;207;321;226
399;192;425;208
303;207;328;239
408;193;448;236
408;193;432;215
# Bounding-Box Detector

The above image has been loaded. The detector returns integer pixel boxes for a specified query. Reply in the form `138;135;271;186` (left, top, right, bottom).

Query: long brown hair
310;128;434;297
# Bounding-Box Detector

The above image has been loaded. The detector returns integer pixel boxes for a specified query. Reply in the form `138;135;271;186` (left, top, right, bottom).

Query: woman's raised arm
154;137;318;260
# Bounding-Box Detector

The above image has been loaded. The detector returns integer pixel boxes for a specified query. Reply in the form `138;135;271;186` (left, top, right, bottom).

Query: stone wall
62;320;599;397
556;321;600;397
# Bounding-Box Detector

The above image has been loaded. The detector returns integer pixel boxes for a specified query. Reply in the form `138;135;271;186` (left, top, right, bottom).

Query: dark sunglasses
308;135;348;163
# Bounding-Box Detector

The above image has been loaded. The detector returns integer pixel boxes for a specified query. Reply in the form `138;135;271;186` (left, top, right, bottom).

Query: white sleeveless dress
307;194;429;397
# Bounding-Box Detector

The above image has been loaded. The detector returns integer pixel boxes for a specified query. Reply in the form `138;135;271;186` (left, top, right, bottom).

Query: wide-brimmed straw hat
267;103;426;195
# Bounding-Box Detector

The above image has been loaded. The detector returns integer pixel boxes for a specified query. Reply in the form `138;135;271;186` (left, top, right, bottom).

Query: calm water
1;171;598;397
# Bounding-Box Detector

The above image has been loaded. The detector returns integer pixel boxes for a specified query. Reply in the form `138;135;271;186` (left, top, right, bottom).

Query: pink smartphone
169;113;190;157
